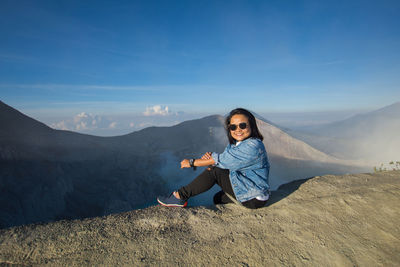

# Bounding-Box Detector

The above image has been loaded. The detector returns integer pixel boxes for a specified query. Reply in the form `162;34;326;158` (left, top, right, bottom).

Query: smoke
331;112;400;165
157;152;188;189
210;126;228;150
356;121;400;164
285;103;400;167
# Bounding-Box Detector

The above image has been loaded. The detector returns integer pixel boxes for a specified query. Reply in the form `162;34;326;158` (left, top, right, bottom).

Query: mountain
256;118;334;162
298;102;400;138
0;100;115;161
0;101;367;228
287;102;400;162
0;101;53;139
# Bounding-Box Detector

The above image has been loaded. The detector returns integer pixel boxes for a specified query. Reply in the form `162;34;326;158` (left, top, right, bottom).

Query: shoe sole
157;198;188;208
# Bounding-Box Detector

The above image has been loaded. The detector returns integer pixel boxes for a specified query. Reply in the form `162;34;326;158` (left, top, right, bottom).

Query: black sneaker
157;193;188;207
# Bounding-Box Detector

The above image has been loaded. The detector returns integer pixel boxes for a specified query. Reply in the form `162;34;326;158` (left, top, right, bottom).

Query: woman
157;108;270;209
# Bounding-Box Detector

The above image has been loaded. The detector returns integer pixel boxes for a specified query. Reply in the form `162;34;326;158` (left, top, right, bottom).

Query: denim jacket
211;137;270;202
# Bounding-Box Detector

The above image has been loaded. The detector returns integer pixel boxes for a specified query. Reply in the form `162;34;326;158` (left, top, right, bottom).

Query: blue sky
1;0;400;134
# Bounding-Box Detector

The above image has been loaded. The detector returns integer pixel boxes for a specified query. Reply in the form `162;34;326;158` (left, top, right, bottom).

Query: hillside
0;171;399;266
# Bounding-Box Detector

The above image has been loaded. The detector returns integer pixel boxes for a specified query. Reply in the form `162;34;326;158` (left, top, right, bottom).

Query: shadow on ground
266;177;311;207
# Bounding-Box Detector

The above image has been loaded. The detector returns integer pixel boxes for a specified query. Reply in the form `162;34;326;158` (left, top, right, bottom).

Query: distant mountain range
288;102;400;162
0;100;369;228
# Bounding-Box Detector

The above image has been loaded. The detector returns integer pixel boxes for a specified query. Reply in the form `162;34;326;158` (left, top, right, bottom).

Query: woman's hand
180;159;191;169
181;154;215;169
201;152;212;160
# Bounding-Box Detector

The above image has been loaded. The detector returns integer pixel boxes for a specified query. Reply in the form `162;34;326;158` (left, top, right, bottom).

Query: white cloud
51;112;116;132
143;105;171;116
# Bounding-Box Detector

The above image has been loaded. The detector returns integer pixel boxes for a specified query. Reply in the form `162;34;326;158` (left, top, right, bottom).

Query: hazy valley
1;101;398;228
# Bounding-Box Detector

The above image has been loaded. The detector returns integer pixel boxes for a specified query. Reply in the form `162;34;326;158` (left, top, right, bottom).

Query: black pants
177;167;267;209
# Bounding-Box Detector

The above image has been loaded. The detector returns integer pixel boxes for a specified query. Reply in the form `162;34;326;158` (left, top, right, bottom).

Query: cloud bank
49;107;197;136
51;113;121;132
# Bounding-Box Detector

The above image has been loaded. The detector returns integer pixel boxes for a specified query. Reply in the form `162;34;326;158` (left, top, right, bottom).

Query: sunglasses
228;122;248;131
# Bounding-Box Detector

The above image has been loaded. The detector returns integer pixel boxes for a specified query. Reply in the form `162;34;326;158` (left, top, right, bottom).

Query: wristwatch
189;159;196;170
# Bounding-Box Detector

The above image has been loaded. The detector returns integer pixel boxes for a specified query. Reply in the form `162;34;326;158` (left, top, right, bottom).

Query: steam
210;126;228;150
284;103;400;167
356;121;400;164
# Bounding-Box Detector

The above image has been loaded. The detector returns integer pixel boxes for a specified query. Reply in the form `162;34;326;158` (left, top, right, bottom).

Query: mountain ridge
0;100;336;161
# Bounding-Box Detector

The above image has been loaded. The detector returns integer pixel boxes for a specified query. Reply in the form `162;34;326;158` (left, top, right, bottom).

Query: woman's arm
180;152;215;169
211;139;264;171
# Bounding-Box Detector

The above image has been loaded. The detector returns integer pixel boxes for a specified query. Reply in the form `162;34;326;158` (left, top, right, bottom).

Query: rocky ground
0;171;399;266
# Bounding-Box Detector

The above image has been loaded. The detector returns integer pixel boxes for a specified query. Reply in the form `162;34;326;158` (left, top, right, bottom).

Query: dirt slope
1;171;399;266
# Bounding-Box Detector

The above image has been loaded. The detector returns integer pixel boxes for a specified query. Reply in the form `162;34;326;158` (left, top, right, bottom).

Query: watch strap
189;159;196;170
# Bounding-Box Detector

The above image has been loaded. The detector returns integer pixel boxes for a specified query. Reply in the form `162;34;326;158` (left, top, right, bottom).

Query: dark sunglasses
228;122;248;131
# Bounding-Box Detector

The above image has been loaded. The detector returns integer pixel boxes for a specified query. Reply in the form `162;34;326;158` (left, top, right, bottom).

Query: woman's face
229;114;252;142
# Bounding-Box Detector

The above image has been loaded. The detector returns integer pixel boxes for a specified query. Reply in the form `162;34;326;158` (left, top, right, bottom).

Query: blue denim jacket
211;137;270;202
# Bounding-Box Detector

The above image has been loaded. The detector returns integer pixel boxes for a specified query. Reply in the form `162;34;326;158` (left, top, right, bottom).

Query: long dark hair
225;108;264;144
